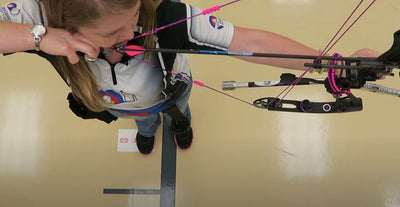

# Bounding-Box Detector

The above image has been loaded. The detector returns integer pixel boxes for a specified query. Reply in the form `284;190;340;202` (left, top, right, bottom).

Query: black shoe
136;133;155;155
171;119;193;150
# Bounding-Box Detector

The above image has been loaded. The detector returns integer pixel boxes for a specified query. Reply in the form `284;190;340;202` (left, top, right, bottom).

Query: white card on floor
117;129;138;152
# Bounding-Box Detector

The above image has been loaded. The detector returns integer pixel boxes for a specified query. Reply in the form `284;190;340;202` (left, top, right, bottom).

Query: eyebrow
98;28;123;36
98;7;140;37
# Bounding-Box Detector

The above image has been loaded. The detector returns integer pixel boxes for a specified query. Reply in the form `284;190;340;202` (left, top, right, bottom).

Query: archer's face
77;1;141;48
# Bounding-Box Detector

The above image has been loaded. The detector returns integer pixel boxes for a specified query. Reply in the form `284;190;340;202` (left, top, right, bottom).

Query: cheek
91;36;119;48
77;31;113;48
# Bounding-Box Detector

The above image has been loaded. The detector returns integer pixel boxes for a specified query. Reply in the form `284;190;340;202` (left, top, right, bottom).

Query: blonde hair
41;0;162;112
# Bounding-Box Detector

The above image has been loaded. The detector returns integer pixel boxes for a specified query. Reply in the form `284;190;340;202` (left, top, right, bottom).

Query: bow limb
253;95;363;113
222;74;400;99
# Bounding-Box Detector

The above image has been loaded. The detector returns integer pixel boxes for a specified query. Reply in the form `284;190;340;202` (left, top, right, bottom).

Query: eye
102;32;117;37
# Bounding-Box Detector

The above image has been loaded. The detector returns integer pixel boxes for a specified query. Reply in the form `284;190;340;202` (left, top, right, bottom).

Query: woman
0;0;378;154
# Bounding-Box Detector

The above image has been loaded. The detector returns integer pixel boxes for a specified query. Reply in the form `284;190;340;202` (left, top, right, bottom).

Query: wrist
30;24;47;51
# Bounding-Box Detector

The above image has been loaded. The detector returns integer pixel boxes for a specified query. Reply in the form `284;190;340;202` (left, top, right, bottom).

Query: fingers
41;28;100;64
71;33;100;61
350;48;381;58
62;39;97;64
66;51;80;64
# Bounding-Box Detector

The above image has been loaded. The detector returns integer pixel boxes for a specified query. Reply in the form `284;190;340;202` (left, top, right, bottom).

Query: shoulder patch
209;16;225;30
7;3;20;16
187;4;234;50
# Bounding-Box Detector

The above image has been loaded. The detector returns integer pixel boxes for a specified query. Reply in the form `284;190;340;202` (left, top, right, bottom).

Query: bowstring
271;0;377;105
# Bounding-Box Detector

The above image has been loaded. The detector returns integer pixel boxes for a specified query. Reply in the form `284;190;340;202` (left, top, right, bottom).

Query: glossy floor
1;0;400;206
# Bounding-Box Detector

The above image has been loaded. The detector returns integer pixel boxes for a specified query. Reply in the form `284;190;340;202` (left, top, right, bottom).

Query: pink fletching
124;45;146;57
126;51;144;57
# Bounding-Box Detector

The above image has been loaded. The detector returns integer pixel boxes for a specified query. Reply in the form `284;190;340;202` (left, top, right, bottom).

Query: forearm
0;20;100;64
0;21;35;53
228;26;319;70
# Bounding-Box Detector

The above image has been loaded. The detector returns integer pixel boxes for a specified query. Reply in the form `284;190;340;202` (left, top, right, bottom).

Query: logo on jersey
7;3;20;16
209;16;224;30
101;90;138;104
101;90;124;104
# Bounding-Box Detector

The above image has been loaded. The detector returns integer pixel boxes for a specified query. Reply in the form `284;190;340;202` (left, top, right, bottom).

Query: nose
119;26;135;42
124;31;135;41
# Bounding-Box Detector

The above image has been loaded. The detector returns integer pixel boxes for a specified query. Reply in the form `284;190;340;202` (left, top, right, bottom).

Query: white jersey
1;0;235;115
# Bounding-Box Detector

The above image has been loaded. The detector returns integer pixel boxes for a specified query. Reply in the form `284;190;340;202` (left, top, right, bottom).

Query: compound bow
250;30;400;113
250;31;400;113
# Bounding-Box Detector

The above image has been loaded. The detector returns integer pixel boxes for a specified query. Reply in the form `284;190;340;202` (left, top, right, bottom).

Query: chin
99;43;115;48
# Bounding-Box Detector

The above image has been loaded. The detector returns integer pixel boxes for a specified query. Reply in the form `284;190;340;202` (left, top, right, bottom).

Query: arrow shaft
123;47;376;62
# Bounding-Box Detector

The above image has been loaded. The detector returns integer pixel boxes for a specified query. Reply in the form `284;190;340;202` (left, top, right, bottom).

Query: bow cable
272;0;377;105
